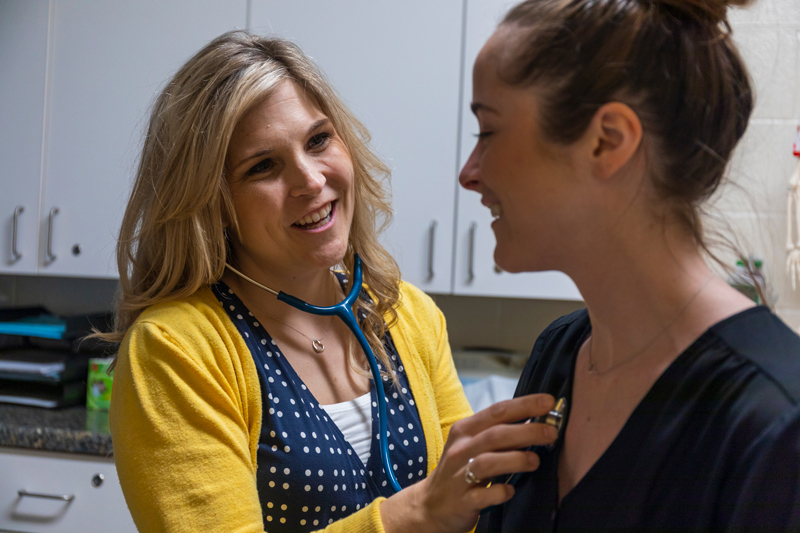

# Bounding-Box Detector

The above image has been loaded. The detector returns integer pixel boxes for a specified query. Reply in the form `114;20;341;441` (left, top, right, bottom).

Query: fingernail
539;394;553;407
528;453;540;466
546;425;558;440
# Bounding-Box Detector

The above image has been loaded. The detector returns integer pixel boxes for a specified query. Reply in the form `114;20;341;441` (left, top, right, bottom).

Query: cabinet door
0;0;50;274
453;0;582;300
40;0;247;278
0;448;136;533
249;1;463;294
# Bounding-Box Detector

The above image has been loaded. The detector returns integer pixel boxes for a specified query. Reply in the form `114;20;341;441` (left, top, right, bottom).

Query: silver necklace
237;273;337;354
261;310;335;353
587;273;714;376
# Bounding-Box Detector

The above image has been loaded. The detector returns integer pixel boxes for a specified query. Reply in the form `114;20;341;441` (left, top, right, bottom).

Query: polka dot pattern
213;278;427;532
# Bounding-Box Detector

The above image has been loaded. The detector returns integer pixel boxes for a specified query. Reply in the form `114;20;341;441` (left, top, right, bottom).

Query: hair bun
655;0;754;24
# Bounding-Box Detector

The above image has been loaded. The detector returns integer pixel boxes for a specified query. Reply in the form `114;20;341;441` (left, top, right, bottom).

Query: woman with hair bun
459;0;800;530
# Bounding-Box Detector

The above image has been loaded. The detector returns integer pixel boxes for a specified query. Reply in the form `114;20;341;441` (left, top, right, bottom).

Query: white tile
774;306;800;334
729;0;800;26
705;212;800;308
711;120;800;214
732;24;799;120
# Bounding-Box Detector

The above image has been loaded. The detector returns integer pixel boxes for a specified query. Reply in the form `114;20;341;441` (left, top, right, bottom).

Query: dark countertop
0;404;113;457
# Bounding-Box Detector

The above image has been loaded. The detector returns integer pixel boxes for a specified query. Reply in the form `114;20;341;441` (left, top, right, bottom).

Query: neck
567;215;715;372
221;259;341;325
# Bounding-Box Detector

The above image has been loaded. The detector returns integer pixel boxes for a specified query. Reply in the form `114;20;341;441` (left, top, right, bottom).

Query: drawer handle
427;220;437;281
12;205;24;262
467;222;477;284
46;207;59;263
18;489;75;502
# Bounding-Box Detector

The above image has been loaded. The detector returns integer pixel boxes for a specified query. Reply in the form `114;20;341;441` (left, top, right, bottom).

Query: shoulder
123;287;241;362
396;280;440;317
514;309;589;397
708;306;800;403
531;308;591;359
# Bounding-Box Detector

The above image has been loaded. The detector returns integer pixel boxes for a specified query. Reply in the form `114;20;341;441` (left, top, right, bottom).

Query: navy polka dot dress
212;276;428;531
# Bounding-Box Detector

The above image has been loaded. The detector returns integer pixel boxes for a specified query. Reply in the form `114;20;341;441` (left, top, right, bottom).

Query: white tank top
320;392;372;467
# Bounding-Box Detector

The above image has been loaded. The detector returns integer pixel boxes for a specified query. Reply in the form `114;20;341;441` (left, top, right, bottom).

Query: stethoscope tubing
247;254;403;493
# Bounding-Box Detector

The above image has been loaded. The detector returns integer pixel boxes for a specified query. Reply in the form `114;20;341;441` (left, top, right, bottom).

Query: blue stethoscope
226;254;404;493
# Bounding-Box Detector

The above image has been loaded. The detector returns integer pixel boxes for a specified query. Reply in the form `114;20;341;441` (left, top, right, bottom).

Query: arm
110;319;264;533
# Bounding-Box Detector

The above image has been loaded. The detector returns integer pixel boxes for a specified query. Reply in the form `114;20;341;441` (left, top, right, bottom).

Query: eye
308;132;331;150
247;158;274;176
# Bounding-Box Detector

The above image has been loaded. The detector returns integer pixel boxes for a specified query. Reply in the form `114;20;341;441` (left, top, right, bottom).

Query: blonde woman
106;31;557;533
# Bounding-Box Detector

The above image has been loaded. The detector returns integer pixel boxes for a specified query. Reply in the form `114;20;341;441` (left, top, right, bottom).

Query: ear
586;102;642;180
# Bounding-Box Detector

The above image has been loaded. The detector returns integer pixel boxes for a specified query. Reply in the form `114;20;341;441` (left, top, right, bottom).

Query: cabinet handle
18;489;75;502
11;205;24;262
427;220;437;281
467;222;477;284
46;207;59;263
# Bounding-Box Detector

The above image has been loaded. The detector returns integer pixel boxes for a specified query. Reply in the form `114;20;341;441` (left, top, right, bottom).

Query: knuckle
449;419;467;439
488;399;510;420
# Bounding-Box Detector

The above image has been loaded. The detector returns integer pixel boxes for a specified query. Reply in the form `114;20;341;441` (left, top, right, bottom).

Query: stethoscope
226;253;569;495
225;254;405;493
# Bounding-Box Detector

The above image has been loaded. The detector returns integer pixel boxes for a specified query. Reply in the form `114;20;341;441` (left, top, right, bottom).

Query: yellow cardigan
110;281;472;533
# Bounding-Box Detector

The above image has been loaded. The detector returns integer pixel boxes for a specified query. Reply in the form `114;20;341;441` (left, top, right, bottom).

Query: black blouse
477;306;800;532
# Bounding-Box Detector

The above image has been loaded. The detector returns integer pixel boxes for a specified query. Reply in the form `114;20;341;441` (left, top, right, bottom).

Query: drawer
0;448;136;533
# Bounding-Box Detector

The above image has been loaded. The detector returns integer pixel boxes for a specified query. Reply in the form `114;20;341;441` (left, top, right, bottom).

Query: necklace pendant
312;339;325;353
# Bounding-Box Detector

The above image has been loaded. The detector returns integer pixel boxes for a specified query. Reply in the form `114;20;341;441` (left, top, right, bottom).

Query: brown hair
98;31;401;377
498;0;754;260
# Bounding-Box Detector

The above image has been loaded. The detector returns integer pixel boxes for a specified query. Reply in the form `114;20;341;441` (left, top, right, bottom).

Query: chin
494;243;548;274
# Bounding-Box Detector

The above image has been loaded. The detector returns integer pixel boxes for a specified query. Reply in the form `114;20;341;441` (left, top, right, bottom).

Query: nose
288;155;326;197
459;145;481;192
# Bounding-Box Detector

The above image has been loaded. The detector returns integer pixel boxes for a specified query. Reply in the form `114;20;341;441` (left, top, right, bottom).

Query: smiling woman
459;0;800;530
95;30;561;533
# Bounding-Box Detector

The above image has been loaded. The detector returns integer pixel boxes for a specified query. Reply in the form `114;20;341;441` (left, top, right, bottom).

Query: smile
293;201;334;230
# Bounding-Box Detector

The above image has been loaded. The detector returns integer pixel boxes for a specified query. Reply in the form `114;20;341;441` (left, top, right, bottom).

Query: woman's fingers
465;482;515;510
460;450;540;485
450;393;556;439
470;418;558;454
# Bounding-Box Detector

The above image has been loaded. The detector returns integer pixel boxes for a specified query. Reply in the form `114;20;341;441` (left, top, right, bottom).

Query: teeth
490;204;502;218
296;203;331;226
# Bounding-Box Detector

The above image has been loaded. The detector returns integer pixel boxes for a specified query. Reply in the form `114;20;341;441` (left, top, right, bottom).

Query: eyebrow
470;102;500;115
231;118;332;172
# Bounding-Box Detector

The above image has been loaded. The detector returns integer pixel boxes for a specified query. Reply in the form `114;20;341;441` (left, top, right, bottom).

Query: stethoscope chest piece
542;397;567;434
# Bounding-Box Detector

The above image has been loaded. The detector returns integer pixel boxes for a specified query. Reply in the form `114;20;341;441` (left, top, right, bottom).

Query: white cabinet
249;1;464;294
453;0;582;300
0;0;50;274
40;0;248;278
0;448;136;533
1;0;248;278
1;0;581;301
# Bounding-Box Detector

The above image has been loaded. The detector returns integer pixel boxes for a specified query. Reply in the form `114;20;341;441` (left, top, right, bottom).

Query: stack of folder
0;307;112;408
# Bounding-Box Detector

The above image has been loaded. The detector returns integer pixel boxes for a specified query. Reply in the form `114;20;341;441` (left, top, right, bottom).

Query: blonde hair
100;31;401;377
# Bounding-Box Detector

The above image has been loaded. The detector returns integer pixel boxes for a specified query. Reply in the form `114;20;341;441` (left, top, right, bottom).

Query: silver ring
464;457;481;485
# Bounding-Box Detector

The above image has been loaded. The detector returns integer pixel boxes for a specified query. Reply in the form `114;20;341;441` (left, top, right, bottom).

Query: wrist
380;480;434;533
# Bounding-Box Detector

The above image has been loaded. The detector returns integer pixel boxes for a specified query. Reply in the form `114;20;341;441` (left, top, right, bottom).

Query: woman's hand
380;393;558;533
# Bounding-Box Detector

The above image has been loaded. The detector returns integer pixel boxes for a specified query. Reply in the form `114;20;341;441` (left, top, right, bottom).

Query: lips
293;201;334;229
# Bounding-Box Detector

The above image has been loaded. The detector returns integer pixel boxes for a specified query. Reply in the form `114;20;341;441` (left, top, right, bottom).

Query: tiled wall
0;0;797;354
722;0;800;328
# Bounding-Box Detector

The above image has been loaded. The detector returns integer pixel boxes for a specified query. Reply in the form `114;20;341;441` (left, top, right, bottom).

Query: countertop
0;404;113;457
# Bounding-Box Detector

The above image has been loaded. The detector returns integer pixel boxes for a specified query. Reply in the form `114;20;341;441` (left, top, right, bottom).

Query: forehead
472;29;515;99
233;80;325;140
